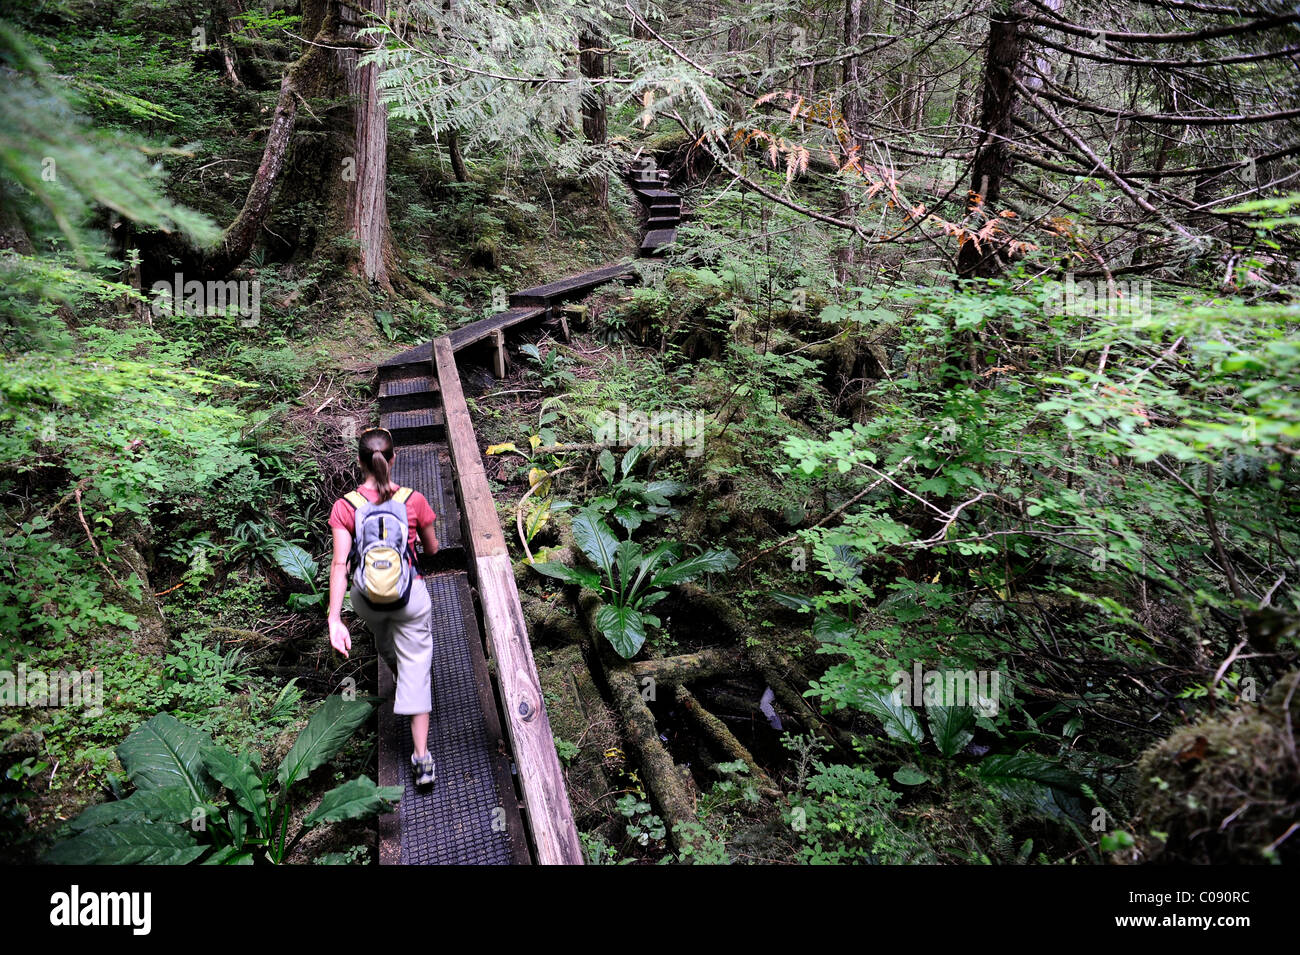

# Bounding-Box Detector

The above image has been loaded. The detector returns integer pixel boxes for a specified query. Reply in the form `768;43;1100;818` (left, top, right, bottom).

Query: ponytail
370;449;395;503
358;428;397;502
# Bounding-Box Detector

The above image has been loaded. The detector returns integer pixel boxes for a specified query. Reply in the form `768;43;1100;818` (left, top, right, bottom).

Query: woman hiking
327;427;440;787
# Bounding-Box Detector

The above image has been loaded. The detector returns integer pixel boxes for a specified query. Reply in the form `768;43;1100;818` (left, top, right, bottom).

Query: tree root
673;684;781;799
578;593;698;852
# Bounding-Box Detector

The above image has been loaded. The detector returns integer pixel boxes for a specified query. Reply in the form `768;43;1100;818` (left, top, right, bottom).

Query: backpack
344;486;415;611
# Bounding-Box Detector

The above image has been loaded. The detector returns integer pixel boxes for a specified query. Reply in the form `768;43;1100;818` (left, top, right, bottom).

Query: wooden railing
433;336;584;865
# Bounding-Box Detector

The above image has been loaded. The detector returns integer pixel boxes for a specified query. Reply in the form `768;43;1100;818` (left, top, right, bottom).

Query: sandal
410;752;436;787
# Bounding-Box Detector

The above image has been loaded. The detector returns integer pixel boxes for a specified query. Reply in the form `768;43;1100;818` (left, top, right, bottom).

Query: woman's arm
327;526;353;656
416;492;439;556
418;520;439;556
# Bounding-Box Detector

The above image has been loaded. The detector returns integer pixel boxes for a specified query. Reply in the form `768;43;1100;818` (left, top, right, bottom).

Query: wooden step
508;261;634;308
380;407;445;444
646;215;679;230
634;187;678;201
377;341;434;383
447;306;546;351
639;228;676;256
378;375;438;413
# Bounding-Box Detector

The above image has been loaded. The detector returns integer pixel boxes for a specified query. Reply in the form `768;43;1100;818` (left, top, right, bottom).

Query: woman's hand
328;616;352;657
419;521;439;557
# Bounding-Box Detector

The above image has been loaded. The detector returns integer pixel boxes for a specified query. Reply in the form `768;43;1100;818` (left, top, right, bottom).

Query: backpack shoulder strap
343;490;368;511
392;486;414;505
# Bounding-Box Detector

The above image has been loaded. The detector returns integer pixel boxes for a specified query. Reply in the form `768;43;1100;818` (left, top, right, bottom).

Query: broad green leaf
530;561;602;591
642;479;685;505
976;753;1086;794
813;612;855;644
570;506;619;576
615;539;643;595
116;713;216;803
287;592;323;612
304;776;403;827
893;766;930;786
628;541;681;600
202;846;255;865
620;441;648;477
70;786;200;831
228;806;247;849
200;744;269;833
770;592;814;612
596;602;647;659
598;448;616;485
611;505;644;534
273;541;317;583
43;823;206;865
649;548;738;588
927;705;976;757
643;479;685;497
276;695;374;789
854;688;925;745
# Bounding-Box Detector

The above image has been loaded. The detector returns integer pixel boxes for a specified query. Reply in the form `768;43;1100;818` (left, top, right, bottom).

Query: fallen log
627;648;742;688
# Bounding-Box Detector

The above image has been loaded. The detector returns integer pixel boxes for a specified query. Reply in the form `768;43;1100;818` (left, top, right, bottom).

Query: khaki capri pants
349;580;433;716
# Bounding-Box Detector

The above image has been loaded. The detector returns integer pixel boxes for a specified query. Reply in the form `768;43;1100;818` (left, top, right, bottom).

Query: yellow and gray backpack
344;486;415;611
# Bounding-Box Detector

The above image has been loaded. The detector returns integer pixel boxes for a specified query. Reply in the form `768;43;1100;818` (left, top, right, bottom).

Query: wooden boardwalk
371;158;681;864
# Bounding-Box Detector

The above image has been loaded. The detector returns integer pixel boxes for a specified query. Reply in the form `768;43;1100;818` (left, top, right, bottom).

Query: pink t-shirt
329;486;437;580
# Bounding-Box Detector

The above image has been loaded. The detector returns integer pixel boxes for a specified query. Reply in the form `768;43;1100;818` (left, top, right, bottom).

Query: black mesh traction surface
387;572;517;865
379;375;437;397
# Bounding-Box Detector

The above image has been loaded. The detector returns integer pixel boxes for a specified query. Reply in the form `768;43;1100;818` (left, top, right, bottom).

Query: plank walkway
370;157;681;864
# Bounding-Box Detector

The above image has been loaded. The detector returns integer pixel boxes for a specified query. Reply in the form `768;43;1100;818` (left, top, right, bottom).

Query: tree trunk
893;2;917;129
627;649;743;687
204;70;302;277
837;0;867;283
956;1;1027;279
674;685;781;798
842;0;865;149
337;0;396;288
445;128;469;183
726;18;749;122
212;0;245;88
580;29;608;206
141;0;400;287
578;594;698;852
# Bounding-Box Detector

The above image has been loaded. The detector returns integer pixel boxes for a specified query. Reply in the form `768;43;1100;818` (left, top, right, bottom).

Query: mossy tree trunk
336;0;397;289
580;29;608;207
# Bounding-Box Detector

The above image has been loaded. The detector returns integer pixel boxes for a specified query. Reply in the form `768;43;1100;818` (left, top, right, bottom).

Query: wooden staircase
622;162;682;257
